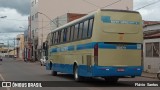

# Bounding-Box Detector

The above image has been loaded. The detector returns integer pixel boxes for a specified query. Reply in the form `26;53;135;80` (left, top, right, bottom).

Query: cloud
134;0;160;21
0;33;19;46
0;8;28;32
0;0;30;15
0;8;27;45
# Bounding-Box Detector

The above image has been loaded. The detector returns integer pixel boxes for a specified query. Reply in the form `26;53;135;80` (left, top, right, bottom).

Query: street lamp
33;12;59;60
37;12;58;59
0;16;7;19
37;12;56;26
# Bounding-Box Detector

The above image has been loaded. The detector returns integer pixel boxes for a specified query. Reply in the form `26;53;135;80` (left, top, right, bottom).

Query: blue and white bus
45;9;143;82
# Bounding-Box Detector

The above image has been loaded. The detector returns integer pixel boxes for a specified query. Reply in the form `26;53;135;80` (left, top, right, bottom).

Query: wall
30;0;133;60
143;38;160;73
37;0;133;48
17;34;24;60
143;24;160;73
144;24;160;31
51;13;86;30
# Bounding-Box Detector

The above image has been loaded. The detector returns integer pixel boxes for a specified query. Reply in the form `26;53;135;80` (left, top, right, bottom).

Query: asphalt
0;58;160;90
15;58;159;79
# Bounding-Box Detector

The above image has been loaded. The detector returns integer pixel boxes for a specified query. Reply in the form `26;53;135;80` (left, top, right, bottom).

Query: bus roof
50;9;140;33
101;9;139;14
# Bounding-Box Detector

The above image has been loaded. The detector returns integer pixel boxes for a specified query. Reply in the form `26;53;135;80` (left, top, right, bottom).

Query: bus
45;9;143;82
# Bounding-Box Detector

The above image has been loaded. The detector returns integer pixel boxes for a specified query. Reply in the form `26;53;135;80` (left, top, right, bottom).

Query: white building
143;24;160;73
30;0;133;60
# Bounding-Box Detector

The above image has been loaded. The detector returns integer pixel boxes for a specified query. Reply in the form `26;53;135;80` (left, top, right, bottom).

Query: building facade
24;16;32;61
30;0;133;61
16;34;24;60
143;23;160;73
51;13;86;30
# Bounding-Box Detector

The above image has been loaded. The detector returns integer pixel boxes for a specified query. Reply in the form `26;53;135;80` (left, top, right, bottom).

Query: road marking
0;74;5;81
0;74;10;90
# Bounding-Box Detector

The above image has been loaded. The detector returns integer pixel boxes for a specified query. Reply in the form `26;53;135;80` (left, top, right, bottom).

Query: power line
135;0;160;10
87;0;122;13
82;0;101;8
0;18;52;22
101;0;122;9
38;0;122;30
0;1;121;23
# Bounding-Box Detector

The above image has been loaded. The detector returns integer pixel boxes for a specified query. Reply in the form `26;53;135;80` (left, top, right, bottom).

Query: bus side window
63;28;67;42
52;32;55;45
57;30;61;44
50;33;53;45
49;34;51;46
60;29;64;43
78;22;84;39
67;27;71;42
83;20;89;39
88;18;94;38
70;26;75;41
74;24;79;40
55;32;58;44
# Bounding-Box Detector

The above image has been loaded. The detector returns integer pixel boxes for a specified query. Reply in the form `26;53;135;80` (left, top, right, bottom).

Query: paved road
0;58;159;90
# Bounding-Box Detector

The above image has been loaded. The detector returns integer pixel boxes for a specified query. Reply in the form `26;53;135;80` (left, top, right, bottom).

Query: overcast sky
0;0;160;46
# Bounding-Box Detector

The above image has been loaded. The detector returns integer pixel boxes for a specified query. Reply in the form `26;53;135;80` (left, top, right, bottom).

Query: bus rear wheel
74;65;82;81
157;73;160;80
52;69;57;76
104;77;119;83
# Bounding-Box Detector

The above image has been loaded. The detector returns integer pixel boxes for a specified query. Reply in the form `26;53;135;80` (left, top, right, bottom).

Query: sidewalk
141;72;157;79
15;58;38;63
15;58;23;61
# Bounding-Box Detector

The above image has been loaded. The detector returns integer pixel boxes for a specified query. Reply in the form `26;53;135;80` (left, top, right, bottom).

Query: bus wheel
74;65;82;81
52;69;57;76
104;77;119;83
157;73;160;80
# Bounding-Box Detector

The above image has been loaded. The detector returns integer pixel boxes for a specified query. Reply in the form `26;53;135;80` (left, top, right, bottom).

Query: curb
141;75;157;79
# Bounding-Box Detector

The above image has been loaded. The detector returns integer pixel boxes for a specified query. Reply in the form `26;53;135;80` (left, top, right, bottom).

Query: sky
0;0;160;46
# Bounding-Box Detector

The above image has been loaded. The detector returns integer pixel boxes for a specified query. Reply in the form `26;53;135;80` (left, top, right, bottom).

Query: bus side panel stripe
50;42;141;53
76;42;96;50
98;43;116;49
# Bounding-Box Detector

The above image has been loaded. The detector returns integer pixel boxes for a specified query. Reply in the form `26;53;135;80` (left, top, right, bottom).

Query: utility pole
41;18;44;59
14;38;15;56
7;40;9;58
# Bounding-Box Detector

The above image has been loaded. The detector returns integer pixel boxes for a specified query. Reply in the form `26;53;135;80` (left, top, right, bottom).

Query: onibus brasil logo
2;82;42;88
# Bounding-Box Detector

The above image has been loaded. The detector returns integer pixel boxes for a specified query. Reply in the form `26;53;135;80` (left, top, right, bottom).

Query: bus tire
73;65;82;81
104;77;119;83
157;73;160;80
52;70;57;76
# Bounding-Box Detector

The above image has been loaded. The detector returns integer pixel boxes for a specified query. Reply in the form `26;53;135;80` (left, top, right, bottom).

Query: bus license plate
117;68;125;72
117;44;126;49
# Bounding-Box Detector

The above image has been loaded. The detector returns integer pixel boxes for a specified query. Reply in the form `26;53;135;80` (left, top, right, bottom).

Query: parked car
14;55;17;58
157;71;160;80
40;56;46;66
